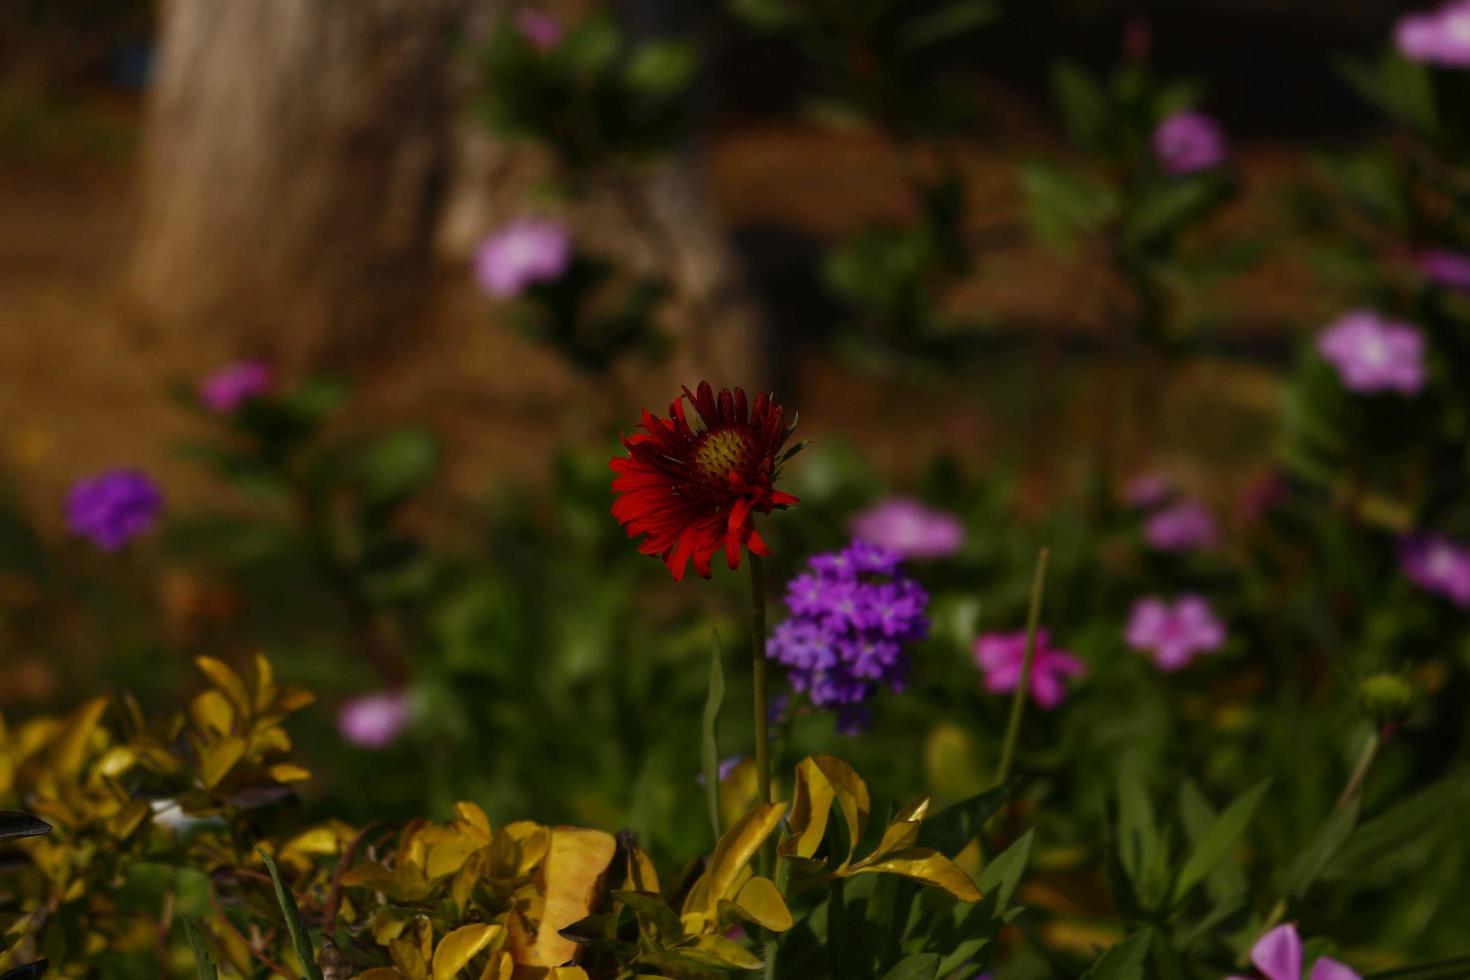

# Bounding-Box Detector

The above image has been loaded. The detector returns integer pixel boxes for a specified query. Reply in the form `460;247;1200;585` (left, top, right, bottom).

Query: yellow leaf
453;801;492;842
94;745;138;778
718;757;760;832
269;763;312;783
284;826;345;856
53;697;109;777
848;847;981;901
624;840;660;894
548;969;591;980
251;653;277;713
703;802;787;923
515;827;616;967
426;831;485;880
730;875;792;931
199;735;246;789
390;937;428;980
863;798;928;859
354;970;407;980
108;800;151;839
195;657;251;715
190;690;235;738
687;934;763;970
779;758;835;863
432;923;502;979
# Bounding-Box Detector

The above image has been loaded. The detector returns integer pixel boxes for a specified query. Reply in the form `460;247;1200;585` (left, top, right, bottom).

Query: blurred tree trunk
131;0;470;368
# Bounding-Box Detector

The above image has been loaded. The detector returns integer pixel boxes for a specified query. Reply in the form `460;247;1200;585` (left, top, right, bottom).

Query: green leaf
1080;930;1150;980
1366;955;1470;980
701;638;725;841
1282;797;1360;901
917;783;1011;858
181;918;218;980
1173;779;1270;903
900;0;997;50
354;429;440;507
1323;769;1470;882
257;848;325;980
881;952;942;980
1123;177;1227;251
1339;51;1437;134
725;0;802;30
1115;759;1169;908
0;812;51;842
611;890;683;940
976;829;1034;910
1049;61;1108;150
1019;164;1119;255
625;41;697;94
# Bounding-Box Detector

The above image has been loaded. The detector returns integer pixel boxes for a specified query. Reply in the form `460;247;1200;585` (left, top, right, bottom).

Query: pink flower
1126;472;1175;509
199;361;272;413
1401;534;1470;607
1316;311;1426;395
849;498;964;560
515;9;564;51
1396;1;1470;68
1418;248;1470;291
974;629;1086;709
1226;923;1360;980
1125;595;1225;671
474;218;571;298
338;692;410;749
1145;499;1219;552
1153;111;1228;175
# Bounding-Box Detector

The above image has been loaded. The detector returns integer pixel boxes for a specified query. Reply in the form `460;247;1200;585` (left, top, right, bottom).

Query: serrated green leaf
1173;779;1270;903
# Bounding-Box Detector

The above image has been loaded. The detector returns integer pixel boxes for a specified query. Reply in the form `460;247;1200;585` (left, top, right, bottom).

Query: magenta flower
474;218;571;298
515;9;564;51
199;360;272;413
1396;1;1470;68
1126;472;1175;509
1418;248;1470;291
1400;534;1470;607
66;469;164;551
1145;499;1219;552
974;629;1086;709
849;497;964;560
338;691;411;749
1125;595;1225;671
1152;111;1228;175
1226;923;1360;980
1316;311;1426;395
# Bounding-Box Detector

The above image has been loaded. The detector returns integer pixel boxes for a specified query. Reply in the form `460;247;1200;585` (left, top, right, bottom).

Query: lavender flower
1152;111;1228;175
1396;1;1470;68
1418;248;1470;291
849;497;964;560
474;218;571;298
66;469;164;551
1226;923;1360;980
1316;311;1426;395
1144;499;1219;552
199;360;272;413
1125;595;1225;671
338;691;411;749
1126;472;1175;509
515;9;564;51
767;541;929;727
1400;534;1470;607
974;629;1086;709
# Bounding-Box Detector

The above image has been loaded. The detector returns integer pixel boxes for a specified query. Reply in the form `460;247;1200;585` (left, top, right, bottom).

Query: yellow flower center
693;428;750;479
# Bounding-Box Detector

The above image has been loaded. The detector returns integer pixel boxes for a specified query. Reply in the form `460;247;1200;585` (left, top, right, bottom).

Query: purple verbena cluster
767;540;928;732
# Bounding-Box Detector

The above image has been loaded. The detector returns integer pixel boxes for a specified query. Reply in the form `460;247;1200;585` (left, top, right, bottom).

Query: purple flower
1153;111;1228;175
1226;923;1360;980
1396;1;1470;67
515;9;564;51
66;469;164;551
1418;248;1470;291
1125;595;1226;671
696;755;746;786
1144;499;1219;552
1316;311;1426;395
1126;472;1175;509
974;629;1086;710
199;360;272;413
338;691;411;749
474;218;571;298
1400;534;1470;607
849;498;964;560
767;541;928;727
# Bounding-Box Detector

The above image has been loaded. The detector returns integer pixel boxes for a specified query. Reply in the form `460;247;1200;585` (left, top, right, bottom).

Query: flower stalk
994;547;1051;788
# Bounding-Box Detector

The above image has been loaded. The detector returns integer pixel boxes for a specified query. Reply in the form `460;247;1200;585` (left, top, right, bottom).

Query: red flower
612;382;801;580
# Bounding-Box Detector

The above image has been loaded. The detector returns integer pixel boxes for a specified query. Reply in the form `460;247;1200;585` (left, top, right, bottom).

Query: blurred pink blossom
200;361;272;413
1153;111;1228;174
515;9;564;51
1401;534;1470;607
1396;1;1470;67
474;218;571;298
338;691;411;749
1316;310;1425;395
975;628;1086;709
1125;595;1225;671
1226;923;1360;980
1145;499;1219;552
850;497;964;560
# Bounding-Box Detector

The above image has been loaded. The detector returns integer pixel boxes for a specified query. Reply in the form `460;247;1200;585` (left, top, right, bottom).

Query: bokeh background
6;0;1470;969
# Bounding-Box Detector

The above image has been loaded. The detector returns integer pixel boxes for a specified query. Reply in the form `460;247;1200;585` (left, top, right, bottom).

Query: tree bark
131;0;468;369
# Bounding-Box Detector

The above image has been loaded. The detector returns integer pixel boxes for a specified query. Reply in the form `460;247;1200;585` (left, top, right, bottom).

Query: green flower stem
750;553;772;820
993;548;1051;789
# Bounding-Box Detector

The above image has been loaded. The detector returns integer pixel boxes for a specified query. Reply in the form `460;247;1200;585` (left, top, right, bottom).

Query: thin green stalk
993;548;1051;788
750;554;772;818
827;877;847;979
